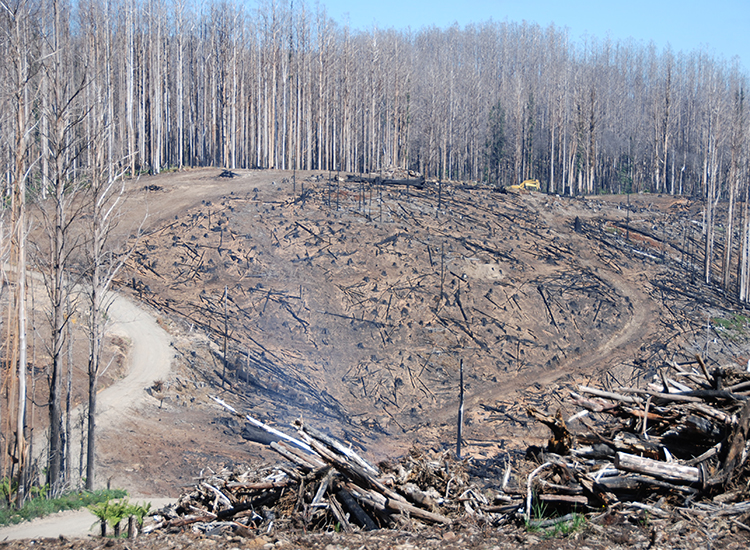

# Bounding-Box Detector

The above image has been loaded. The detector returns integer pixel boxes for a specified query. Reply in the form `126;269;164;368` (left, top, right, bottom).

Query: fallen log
615;452;700;485
538;494;589;506
225;480;294;491
380;492;451;524
578;386;642;404
327;494;353;533
295;420;378;475
526;513;580;529
336;487;378;530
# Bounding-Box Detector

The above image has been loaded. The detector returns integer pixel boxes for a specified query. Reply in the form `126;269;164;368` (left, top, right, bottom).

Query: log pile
525;355;750;522
145;397;518;536
145;356;750;538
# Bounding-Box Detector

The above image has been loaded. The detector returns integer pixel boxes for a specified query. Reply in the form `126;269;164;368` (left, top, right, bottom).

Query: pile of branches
526;355;750;522
146;354;750;538
145;397;522;536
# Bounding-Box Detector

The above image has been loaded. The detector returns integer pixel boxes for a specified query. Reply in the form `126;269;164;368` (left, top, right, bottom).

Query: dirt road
96;292;173;428
50;290;175;476
0;292;174;541
0;498;174;541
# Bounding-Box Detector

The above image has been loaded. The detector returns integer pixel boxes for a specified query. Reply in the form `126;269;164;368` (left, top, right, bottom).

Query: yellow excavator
508;179;540;192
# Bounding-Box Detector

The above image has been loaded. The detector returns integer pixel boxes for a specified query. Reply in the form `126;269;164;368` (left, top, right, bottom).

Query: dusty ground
1;510;748;549
9;168;750;547
102;168;749;490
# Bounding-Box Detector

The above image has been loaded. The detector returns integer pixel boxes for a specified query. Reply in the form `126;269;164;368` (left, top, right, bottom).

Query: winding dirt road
0;291;174;541
96;292;173;428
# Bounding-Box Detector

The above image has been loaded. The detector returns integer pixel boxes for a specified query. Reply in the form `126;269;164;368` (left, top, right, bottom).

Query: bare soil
0;511;746;549
108;169;747;476
12;168;750;547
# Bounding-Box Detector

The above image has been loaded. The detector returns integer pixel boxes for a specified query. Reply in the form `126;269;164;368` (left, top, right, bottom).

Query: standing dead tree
35;0;88;494
83;140;140;490
1;0;39;505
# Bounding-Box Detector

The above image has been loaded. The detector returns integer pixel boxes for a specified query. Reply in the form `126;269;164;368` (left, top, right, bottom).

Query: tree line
1;0;747;191
1;0;749;504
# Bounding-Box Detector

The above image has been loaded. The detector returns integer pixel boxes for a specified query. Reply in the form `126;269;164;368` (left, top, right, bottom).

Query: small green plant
527;513;586;538
89;499;152;537
89;499;117;536
0;477;18;503
29;483;50;499
550;513;585;537
531;495;548;521
525;492;585;539
89;498;133;537
126;501;151;529
524;494;549;532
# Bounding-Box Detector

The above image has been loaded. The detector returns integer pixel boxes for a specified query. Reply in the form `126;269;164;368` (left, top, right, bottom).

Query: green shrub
89;499;152;537
127;501;151;528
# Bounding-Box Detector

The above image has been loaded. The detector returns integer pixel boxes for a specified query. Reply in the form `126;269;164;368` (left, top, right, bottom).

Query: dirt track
0;293;174;541
94;293;173;432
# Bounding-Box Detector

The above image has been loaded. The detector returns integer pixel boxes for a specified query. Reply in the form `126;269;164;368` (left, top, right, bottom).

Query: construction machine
508;179;540;192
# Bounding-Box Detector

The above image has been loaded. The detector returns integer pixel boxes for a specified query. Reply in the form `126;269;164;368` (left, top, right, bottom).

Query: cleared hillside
82;168;749;498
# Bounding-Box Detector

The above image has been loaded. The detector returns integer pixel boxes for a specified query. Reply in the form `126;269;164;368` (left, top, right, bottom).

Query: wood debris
145;396;526;537
146;354;750;538
524;355;750;521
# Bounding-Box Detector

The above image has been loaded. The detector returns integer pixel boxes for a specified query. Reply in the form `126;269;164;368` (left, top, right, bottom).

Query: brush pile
145;356;750;538
525;356;750;522
144;397;519;537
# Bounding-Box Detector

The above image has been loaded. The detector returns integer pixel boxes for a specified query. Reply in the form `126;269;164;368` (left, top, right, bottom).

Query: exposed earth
4;168;750;547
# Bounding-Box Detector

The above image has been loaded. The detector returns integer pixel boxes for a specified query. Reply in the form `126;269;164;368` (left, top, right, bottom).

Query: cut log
327;495;353;533
302;436;407;505
295;421;379;475
578;386;641;404
349;486;450;524
538;494;589;506
336;488;378;530
617;388;703;404
614;451;700;484
269;441;315;471
483;503;522;514
696;355;714;387
225;480;294;491
593;475;643;492
527;513;579;529
383;494;450;524
210;396;314;453
568;391;614;413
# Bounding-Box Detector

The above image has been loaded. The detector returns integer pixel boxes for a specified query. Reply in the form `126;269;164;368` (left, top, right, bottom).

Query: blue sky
322;0;749;73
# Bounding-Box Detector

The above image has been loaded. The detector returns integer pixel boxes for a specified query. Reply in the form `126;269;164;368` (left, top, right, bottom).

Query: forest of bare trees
0;0;749;506
0;0;747;192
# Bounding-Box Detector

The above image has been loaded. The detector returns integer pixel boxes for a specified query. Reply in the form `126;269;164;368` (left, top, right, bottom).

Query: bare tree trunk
724;87;746;293
65;272;74;485
8;0;32;505
740;180;750;302
86;353;98;490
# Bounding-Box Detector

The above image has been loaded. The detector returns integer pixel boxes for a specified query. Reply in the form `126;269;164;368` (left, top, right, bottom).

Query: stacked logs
525;355;750;522
145;397;510;536
147;355;750;537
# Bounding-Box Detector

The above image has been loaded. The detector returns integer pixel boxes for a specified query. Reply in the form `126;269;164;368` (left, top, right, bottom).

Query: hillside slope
96;168;748;495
